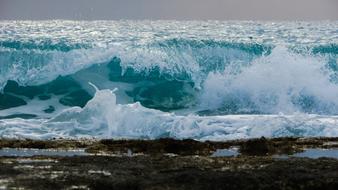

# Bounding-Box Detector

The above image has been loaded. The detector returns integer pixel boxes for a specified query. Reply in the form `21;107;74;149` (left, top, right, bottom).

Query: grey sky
0;0;337;20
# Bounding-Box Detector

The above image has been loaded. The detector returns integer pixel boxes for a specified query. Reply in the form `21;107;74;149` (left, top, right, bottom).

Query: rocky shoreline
1;137;338;189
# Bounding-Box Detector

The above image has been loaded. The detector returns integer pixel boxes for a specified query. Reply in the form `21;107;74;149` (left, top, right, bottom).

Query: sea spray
200;47;338;114
0;20;337;140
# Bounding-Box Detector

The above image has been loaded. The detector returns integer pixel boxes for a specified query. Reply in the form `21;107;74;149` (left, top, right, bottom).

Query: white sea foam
1;87;338;140
0;38;254;90
200;47;338;114
0;20;336;89
0;21;337;140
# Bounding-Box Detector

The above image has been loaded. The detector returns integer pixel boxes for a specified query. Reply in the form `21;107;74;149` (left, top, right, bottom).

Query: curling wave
0;20;337;140
0;41;337;115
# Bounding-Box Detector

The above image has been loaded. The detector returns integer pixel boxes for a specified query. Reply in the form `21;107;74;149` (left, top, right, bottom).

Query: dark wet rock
59;89;92;107
1;155;338;190
88;138;224;156
0;139;92;149
43;105;55;113
239;137;302;156
2;137;338;156
0;93;27;110
1;138;338;189
239;137;274;156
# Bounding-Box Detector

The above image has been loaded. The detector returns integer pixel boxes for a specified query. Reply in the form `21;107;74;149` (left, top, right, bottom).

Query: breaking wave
0;20;337;140
1;86;338;140
0;39;337;115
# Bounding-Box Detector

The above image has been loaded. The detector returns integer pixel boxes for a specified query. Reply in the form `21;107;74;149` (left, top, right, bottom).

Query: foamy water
0;21;337;140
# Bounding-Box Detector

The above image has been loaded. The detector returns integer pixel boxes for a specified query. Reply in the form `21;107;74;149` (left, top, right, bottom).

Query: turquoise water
0;21;337;140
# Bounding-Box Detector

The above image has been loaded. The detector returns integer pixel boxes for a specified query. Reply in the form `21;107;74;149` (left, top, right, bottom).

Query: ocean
0;20;337;140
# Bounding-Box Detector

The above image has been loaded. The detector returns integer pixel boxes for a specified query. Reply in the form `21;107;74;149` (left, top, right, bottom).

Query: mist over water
0;21;337;140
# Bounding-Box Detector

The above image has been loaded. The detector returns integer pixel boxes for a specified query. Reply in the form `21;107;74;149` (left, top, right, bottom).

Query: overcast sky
0;0;337;20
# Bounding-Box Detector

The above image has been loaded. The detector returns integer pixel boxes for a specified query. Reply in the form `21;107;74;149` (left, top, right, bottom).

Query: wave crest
0;40;337;114
200;46;338;114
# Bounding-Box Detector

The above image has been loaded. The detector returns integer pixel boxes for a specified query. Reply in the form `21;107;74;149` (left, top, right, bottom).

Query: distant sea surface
0;20;337;140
